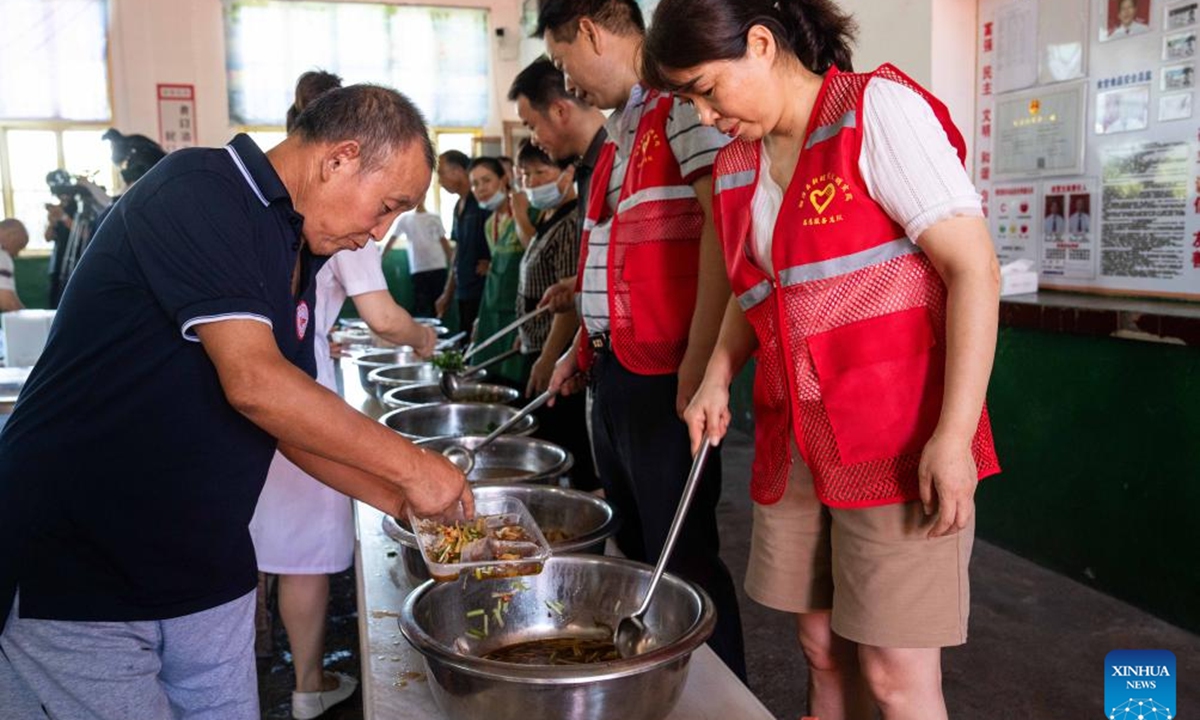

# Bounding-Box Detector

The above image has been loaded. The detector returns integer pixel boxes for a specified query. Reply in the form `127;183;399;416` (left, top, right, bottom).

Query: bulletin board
976;0;1200;300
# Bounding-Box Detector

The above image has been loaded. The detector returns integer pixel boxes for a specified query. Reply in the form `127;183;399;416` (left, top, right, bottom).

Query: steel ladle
439;346;520;400
441;389;554;475
461;306;550;363
615;439;714;659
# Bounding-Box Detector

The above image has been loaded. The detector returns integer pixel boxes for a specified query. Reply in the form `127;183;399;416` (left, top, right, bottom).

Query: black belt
589;332;611;351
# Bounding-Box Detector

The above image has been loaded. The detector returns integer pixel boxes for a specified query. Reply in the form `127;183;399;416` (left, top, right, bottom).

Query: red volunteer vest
712;65;1001;507
575;88;705;375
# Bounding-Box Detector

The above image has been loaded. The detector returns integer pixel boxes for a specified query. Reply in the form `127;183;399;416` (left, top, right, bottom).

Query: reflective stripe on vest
737;279;773;311
804;110;858;150
617;185;697;215
715;169;756;195
778;237;919;287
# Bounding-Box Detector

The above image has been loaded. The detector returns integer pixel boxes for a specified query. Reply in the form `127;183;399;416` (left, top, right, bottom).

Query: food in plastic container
409;497;550;582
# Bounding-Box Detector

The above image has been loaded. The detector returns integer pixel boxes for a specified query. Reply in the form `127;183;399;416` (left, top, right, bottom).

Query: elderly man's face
302;141;431;256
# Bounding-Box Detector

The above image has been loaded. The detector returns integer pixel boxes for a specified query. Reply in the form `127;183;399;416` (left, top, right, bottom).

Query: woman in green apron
468;157;535;386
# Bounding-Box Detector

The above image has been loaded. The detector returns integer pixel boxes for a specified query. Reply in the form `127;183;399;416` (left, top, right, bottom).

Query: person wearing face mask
514;141;600;492
469;157;533;386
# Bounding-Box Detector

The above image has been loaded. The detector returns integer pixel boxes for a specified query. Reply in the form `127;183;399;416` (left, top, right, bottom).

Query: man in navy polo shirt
0;86;471;720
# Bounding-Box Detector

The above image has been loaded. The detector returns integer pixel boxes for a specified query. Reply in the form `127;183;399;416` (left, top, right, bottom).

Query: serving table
339;357;775;720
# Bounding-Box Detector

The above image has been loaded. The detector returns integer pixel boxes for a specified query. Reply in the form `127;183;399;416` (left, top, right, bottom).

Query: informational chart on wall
976;0;1200;299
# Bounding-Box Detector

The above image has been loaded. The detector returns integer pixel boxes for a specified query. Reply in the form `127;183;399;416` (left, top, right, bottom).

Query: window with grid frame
0;0;114;251
223;1;491;128
225;2;489;222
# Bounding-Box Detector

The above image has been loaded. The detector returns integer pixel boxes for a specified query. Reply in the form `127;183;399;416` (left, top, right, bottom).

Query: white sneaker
291;672;359;720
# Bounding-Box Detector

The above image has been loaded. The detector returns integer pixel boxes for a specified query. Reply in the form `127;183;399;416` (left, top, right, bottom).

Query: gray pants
0;591;258;720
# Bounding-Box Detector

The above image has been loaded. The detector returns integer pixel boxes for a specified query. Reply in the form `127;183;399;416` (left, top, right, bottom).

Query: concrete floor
716;429;1200;719
259;427;1200;719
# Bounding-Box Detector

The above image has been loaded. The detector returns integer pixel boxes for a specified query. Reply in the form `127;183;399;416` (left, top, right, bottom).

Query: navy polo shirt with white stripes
0;134;324;625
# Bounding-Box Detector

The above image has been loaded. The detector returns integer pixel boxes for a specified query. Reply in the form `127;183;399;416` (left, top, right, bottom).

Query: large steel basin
381;381;519;409
414;435;570;484
367;363;488;401
399;555;714;720
353;349;420;395
380;403;535;441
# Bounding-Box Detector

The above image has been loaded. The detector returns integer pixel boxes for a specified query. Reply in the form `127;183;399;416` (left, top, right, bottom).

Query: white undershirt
314;242;388;388
751;78;984;276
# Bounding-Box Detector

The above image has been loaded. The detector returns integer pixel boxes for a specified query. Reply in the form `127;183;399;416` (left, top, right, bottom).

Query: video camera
44;169;90;199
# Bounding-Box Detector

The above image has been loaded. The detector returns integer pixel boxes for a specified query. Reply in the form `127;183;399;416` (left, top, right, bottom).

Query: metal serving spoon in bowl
441;389;555;475
439;346;521;400
615;440;714;659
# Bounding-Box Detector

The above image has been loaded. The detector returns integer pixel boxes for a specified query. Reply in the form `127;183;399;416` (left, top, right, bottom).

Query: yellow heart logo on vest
809;183;837;215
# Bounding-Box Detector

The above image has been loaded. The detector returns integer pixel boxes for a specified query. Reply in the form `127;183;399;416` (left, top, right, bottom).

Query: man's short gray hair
292;84;436;172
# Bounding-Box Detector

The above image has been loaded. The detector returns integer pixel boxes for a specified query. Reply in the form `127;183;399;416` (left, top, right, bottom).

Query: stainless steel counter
339;357;775;720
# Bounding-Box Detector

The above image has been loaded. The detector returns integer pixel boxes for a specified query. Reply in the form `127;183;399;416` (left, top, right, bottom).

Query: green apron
473;210;529;386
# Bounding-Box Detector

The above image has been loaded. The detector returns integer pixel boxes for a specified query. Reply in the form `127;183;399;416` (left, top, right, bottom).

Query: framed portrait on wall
1099;0;1151;41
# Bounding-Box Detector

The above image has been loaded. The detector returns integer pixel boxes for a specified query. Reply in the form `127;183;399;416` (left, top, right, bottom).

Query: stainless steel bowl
399;555;715;720
368;363;490;401
381;381;520;409
380;403;536;441
415;435;571;484
383;484;615;582
353;349;420;395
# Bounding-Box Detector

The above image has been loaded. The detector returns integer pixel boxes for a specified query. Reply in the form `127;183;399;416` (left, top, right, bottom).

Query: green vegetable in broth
432;350;465;372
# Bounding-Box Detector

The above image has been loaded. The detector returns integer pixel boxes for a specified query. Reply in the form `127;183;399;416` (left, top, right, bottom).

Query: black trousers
590;350;747;679
410;268;447;319
457;298;481;337
521;353;601;492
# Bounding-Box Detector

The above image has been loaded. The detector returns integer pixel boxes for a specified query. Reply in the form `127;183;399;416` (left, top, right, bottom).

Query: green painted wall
728;327;1200;633
979;327;1199;633
13;256;52;310
19;250;465;332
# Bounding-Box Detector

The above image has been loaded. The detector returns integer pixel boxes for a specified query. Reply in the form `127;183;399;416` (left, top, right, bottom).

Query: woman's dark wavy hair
641;0;857;92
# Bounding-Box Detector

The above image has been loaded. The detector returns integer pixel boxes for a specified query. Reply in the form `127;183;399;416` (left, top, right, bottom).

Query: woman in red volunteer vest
641;1;1001;718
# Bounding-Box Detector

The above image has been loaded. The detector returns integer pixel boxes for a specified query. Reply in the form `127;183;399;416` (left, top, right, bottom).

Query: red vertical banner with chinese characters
157;84;197;153
977;15;995;221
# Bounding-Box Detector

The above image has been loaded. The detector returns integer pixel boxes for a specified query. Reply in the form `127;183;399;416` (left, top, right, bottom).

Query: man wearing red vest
538;0;746;678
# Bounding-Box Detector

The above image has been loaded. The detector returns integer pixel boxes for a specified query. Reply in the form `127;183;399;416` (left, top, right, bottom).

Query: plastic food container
409;496;551;582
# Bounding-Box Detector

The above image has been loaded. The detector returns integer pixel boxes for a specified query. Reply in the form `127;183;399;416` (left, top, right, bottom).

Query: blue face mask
478;190;506;211
526;179;564;210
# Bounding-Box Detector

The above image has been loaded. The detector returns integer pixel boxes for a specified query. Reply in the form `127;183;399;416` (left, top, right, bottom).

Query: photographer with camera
43;169;110;308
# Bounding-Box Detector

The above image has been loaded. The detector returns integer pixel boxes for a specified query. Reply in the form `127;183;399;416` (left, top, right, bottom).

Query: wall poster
1041;178;1100;278
976;0;1200;299
156;84;196;153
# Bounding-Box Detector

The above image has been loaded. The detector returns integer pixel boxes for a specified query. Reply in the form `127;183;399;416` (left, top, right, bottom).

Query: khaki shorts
744;454;974;648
